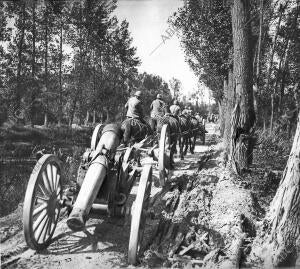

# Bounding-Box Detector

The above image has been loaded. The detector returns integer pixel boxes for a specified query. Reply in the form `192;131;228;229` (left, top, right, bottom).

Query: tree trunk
261;111;300;267
92;51;97;121
100;111;104;123
69;98;78;126
30;0;36;128
93;110;96;124
265;3;286;93
279;6;299;111
230;0;255;173
275;39;289;108
270;93;275;133
255;0;263;83
84;110;89;126
266;4;287;133
104;107;110;122
224;70;234;155
31;1;36;84
253;0;263;124
15;1;26;113
219;79;227;137
43;4;49;127
218;100;224;136
58;19;63;127
263;118;266;133
293;83;300;113
279;40;291;110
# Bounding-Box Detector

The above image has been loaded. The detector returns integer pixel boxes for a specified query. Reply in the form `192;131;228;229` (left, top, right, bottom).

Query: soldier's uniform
182;109;189;116
123;91;151;145
150;94;165;131
170;104;181;116
125;94;144;119
182;106;193;116
150;97;165;118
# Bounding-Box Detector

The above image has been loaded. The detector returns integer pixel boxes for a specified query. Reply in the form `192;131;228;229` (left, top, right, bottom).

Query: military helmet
173;100;179;105
135;91;142;97
157;94;162;99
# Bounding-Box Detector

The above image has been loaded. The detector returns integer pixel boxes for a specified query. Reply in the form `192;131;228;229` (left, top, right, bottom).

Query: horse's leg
193;132;197;151
187;135;191;154
179;135;184;160
174;136;177;158
170;137;176;169
190;132;195;154
187;136;190;154
188;132;192;154
183;135;188;155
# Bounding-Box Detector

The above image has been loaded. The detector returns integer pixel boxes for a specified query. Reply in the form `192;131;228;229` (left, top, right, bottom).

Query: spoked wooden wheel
158;124;171;187
128;165;152;265
91;124;103;150
23;154;62;250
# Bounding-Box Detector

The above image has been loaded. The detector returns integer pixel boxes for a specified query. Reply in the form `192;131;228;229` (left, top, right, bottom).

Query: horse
178;114;192;159
156;114;181;168
121;117;152;146
189;116;206;152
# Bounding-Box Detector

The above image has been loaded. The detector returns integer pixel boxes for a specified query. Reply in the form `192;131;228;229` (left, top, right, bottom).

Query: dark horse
121;118;152;145
189;116;206;153
155;114;181;168
178;114;192;159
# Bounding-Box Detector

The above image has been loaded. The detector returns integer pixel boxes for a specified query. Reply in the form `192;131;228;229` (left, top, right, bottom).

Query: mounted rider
195;112;203;123
182;105;192;117
170;100;181;117
125;90;144;120
123;91;151;145
187;106;193;116
150;94;165;131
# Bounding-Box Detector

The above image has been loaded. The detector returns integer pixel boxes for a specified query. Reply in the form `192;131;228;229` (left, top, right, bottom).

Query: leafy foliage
170;0;232;102
169;77;182;100
0;0;171;126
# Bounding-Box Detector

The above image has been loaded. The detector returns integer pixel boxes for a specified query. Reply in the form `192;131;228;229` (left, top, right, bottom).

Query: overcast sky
114;0;199;95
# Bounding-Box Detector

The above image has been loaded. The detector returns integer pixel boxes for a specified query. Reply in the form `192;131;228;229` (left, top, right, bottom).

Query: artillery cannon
23;122;171;265
88;122;172;187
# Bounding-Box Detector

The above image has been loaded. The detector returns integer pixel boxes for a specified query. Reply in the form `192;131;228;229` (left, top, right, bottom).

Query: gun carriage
23;122;171;265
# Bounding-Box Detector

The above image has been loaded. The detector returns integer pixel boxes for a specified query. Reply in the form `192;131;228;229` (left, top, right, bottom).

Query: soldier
195;112;202;122
170;100;181;116
182;105;189;116
150;94;165;131
187;106;193;116
125;91;144;120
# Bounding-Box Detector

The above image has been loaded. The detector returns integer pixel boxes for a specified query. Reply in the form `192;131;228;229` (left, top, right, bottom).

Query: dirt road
1;123;219;269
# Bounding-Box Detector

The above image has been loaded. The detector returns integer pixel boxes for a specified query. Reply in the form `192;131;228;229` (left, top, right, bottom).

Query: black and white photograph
0;0;299;268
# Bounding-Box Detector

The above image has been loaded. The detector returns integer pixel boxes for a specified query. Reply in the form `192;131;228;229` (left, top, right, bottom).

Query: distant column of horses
153;114;206;160
120;114;206;164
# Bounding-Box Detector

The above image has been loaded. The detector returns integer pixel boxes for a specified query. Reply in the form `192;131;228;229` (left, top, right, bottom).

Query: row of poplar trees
171;0;299;266
0;0;172;127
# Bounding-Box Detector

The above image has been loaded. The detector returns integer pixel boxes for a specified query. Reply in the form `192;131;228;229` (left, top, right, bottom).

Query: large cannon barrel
67;124;122;231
